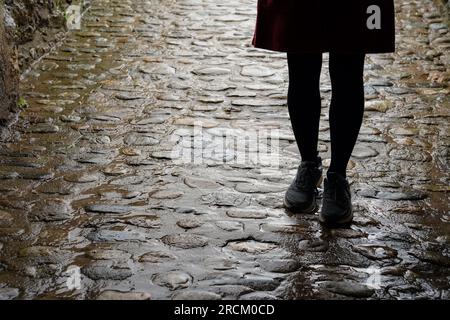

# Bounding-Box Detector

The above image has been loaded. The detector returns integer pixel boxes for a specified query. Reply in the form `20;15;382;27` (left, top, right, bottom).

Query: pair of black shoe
284;157;353;227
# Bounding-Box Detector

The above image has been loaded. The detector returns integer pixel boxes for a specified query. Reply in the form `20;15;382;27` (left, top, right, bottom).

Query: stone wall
4;0;70;71
0;0;72;127
0;1;19;125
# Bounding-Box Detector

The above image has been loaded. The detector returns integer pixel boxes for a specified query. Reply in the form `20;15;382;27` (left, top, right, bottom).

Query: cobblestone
0;0;448;300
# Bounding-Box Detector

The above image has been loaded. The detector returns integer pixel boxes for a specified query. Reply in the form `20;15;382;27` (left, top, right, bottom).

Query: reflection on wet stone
161;234;208;249
82;262;133;280
152;271;193;290
0;0;447;301
138;250;177;264
319;281;375;298
87;229;147;242
226;208;267;219
352;244;398;260
226;240;278;254
30;198;74;222
85;204;133;214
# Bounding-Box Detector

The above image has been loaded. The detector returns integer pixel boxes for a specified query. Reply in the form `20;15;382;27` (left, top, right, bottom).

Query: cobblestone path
0;0;449;300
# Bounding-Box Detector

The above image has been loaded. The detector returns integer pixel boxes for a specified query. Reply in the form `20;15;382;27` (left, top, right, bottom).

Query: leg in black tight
328;52;366;177
287;53;323;163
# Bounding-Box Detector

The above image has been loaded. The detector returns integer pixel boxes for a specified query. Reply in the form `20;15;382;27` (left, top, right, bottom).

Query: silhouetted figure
252;1;395;227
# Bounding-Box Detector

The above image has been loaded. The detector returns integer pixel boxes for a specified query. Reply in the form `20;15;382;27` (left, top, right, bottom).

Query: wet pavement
0;0;449;300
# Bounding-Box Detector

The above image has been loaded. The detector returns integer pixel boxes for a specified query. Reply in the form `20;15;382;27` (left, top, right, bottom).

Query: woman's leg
284;53;323;213
287;53;323;162
328;52;366;177
319;53;365;226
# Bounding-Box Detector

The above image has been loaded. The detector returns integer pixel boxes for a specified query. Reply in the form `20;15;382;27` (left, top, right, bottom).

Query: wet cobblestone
0;0;449;299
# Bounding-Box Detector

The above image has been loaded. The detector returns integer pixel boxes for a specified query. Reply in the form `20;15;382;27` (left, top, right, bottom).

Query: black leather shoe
319;172;353;227
284;157;323;214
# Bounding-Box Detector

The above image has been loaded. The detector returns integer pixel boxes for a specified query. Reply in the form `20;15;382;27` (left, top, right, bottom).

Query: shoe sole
319;207;354;228
283;197;318;214
283;176;323;214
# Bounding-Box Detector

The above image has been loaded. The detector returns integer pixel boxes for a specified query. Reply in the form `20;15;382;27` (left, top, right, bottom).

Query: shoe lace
324;177;338;200
295;166;316;192
324;175;349;205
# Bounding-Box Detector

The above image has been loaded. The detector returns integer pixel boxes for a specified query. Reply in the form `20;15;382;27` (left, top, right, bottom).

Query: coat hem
252;0;396;55
252;42;396;54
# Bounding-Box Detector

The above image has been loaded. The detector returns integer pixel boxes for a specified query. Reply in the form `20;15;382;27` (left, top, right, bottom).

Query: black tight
287;52;365;177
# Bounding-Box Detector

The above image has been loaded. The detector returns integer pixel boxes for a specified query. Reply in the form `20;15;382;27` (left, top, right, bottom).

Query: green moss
17;97;28;108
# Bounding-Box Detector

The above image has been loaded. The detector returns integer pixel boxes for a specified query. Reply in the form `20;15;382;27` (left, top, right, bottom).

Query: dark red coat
252;0;395;53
